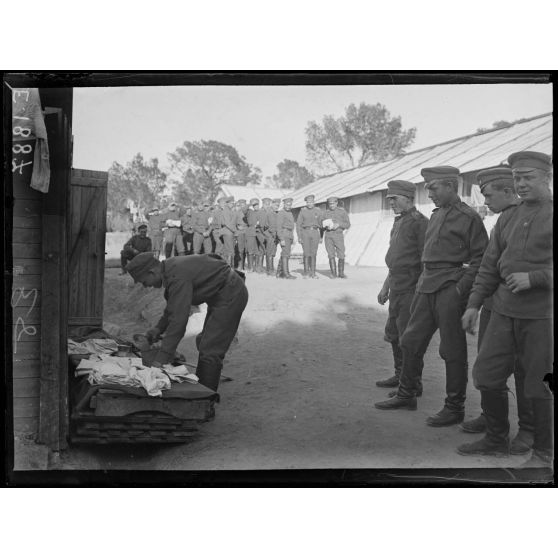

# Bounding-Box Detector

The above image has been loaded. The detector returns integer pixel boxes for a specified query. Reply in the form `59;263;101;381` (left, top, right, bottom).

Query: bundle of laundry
161;364;199;384
68;338;119;355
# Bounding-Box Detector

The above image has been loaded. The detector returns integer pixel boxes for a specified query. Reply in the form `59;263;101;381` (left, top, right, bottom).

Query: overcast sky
72;83;552;179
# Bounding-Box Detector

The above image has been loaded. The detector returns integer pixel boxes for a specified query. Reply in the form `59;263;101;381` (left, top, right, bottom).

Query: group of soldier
373;151;552;469
122;193;352;281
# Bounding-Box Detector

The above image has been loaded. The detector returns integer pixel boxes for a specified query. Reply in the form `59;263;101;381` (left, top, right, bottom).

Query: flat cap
386;180;416;199
421;166;460;182
272;198;281;203
137;223;148;230
261;197;272;203
125;252;159;279
151;207;159;212
169;201;177;207
304;194;315;201
282;197;293;203
476;166;513;191
508;151;552;172
327;196;338;203
237;198;246;203
249;198;259;205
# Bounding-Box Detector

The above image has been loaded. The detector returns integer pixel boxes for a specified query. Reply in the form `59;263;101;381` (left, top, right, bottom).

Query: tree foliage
476;118;528;133
107;153;167;229
305;102;416;175
267;159;315;190
168;140;261;204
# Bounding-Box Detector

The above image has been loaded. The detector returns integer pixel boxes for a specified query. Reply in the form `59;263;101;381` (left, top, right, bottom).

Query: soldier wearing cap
276;197;297;279
212;197;227;256
120;223;153;274
459;167;534;454
375;166;488;427
263;198;281;275
296;194;324;278
191;199;213;254
323;196;351;279
180;203;194;255
246;198;265;273
375;180;428;389
458;152;553;467
219;196;237;267
125;252;248;392
161;201;186;258
146;207;164;259
234;199;248;270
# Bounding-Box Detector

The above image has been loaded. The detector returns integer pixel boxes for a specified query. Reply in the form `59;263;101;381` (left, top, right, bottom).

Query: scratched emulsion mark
11;287;38;354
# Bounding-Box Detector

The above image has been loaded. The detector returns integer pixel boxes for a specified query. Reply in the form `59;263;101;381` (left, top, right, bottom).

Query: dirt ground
46;261;540;474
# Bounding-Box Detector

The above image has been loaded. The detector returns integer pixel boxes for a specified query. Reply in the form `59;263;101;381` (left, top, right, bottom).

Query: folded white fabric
68;338;119;355
162;364;199;384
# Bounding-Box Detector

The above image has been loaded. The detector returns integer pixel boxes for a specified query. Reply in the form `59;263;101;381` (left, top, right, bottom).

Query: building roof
217;184;294;201
291;113;552;207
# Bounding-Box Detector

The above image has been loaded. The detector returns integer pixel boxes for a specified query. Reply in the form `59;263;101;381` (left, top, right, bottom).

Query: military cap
508;151;552;172
261;197;272;203
226;196;235;203
282;197;293;203
237;198;246;204
169;201;178;207
327;196;338;203
304;194;315;201
421;166;460;182
250;198;259;205
137;223;148;230
272;198;281;203
151;207;159;212
386;180;416;199
125;252;159;279
476;166;513;191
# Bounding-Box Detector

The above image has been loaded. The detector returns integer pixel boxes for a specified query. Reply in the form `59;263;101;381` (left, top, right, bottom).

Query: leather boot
443;359;467;413
520;398;554;466
241;252;246;270
302;256;309;278
377;342;402;387
376;375;399;388
270;257;275;273
514;362;535;436
456;390;510;455
196;361;222;392
510;428;535;455
375;392;417;411
265;255;272;275
389;385;422;398
283;256;296;279
460;413;487;434
276;258;284;278
328;258;337;279
338;258;347;278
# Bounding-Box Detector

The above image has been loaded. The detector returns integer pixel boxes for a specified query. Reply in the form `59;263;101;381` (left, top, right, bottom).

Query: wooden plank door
68;169;108;330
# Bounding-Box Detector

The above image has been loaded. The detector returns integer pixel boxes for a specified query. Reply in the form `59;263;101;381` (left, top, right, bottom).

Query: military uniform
161;205;186;258
263;198;281;275
246;199;264;272
212;199;226;256
457;152;553;464
234;200;248;270
180;208;194;255
125;253;248;392
220;197;237;266
376;166;488;427
276;198;296;279
296;195;324;278
120;227;152;270
323;196;351;278
146;209;164;257
192;203;213;254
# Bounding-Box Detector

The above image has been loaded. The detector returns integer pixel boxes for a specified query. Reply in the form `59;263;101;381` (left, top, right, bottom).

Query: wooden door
68;169;108;330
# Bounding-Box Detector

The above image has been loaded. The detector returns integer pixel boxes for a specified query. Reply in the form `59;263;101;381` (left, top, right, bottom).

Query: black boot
283;256;296;279
196;361;222;392
265;255;272;275
377;341;402;387
276;258;284;278
270;257;275;274
512;362;535;453
457;390;510;455
427;360;467;425
375;393;417;411
328;258;337;279
520;398;554;467
302;256;309;278
338;258;347;278
460;413;487;433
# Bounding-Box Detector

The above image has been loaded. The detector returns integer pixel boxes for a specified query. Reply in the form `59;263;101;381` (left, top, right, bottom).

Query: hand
280;240;285;247
377;287;389;305
505;272;531;293
461;308;479;335
146;327;161;344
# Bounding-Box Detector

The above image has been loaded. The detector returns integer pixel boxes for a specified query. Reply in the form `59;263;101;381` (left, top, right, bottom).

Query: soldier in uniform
263;198;281;276
146;207;164;259
191;200;213;254
220;196;237;267
180;204;194;255
246;198;265;273
458;152;553;467
120;223;153;274
375;181;428;390
234;199;248;270
212;197;227;256
296;194;324;279
375;166;488;427
161;201;186;258
459;167;534;456
323;196;351;279
276;197;297;279
125;252;248;392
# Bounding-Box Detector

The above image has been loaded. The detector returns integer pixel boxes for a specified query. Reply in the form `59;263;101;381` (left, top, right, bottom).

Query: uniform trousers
280;237;293;257
324;230;346;259
163;227;185;257
221;232;235;259
398;283;468;411
150;233;163;255
301;228;320;257
264;231;278;258
246;234;263;256
193;232;212;254
213;230;224;255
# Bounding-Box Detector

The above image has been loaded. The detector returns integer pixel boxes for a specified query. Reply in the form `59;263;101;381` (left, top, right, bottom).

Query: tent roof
291;113;552;207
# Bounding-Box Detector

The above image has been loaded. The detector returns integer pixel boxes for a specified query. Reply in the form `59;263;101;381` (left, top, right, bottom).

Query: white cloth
162;364;198;384
68;338;119;355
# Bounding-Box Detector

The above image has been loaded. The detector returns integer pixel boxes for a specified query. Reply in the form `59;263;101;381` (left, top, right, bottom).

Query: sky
72;83;552;179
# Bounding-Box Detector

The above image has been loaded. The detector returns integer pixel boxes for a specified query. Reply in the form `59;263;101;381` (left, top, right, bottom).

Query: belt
424;262;463;270
302;226;320;230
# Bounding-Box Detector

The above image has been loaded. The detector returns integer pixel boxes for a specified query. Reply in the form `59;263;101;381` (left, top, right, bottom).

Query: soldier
125;252;248;392
246;198;264;273
263;198;281;276
296;194;323;279
120;223;153;274
146;207;164;259
276;197;297;279
161;201;186;258
458;152;553;467
234;199;248;270
180;204;194;255
192;200;213;254
212;197;227;256
375;166;488;427
375;181;428;390
323;196;351;279
220;196;237;267
459;167;534;456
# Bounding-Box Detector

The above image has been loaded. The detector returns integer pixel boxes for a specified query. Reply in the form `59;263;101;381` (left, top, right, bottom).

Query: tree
476;118;529;133
168;140;261;203
267;159;315;190
305;102;416;175
107;153;167;230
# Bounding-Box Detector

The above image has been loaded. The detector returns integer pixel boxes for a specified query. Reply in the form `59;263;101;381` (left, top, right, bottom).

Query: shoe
374;396;417;411
519;450;553;469
456;436;509;457
376;375;399;388
388;387;422;398
426;406;464;427
510;429;535;455
460;414;487;434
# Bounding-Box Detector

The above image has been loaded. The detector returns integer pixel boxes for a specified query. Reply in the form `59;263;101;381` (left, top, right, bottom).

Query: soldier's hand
461;308;479;335
377;288;389;305
505;272;531;293
146;327;161;344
